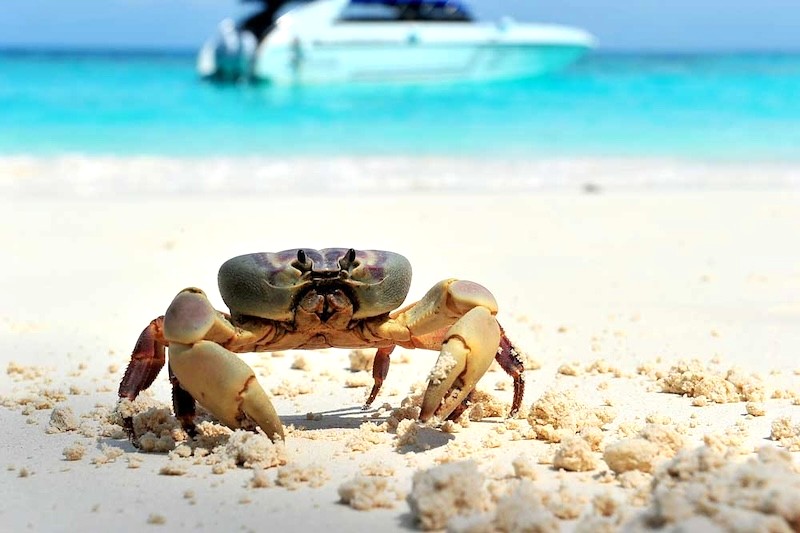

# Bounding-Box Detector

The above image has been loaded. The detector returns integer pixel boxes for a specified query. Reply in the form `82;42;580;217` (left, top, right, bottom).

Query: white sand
2;168;800;531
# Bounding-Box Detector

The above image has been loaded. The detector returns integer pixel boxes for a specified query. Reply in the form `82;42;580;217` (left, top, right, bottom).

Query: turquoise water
2;50;800;160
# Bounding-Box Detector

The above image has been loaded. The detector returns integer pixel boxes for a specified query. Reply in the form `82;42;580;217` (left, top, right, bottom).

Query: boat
197;0;596;84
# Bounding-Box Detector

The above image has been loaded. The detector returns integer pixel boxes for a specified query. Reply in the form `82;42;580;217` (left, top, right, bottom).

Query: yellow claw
168;341;284;441
419;306;500;422
239;376;284;441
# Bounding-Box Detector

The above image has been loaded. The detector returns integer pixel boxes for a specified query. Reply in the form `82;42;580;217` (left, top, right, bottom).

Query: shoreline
2;154;800;197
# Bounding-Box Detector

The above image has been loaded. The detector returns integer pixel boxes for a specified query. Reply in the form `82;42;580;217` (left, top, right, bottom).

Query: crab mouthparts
310;270;345;280
298;287;354;322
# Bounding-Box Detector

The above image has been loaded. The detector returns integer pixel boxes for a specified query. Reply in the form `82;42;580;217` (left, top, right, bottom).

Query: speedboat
198;0;596;84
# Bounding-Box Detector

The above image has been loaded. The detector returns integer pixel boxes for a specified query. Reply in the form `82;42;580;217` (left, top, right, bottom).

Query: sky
2;0;799;52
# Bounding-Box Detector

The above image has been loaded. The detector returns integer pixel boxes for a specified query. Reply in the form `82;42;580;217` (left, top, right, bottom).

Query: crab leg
117;318;168;436
118;317;167;401
169;365;198;436
364;346;395;408
496;326;526;416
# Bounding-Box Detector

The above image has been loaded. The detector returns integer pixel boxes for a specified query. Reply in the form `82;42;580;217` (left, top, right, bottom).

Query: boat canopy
351;0;466;6
344;0;472;21
241;0;466;4
239;0;473;30
240;0;471;12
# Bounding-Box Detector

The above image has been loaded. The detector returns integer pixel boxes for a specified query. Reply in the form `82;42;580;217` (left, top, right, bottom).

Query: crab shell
217;248;413;321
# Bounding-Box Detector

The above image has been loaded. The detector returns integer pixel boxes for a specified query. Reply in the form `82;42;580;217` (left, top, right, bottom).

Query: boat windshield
240;0;473;35
239;0;311;38
341;0;473;22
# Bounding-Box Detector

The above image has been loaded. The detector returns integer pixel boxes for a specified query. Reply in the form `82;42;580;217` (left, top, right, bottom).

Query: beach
2;157;799;531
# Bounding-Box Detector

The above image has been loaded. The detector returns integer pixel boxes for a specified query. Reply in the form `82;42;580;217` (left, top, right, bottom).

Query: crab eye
293;249;312;271
339;248;357;270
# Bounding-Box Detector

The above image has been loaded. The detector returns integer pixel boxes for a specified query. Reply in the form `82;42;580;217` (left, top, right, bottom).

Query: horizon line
2;44;800;57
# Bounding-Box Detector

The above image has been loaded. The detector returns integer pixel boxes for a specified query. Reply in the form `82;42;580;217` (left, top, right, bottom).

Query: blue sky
2;0;799;52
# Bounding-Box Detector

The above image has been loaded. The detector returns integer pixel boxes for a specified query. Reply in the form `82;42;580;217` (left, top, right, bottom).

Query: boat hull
253;41;590;84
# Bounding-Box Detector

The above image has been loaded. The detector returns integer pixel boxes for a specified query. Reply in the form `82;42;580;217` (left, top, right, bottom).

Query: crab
118;248;525;442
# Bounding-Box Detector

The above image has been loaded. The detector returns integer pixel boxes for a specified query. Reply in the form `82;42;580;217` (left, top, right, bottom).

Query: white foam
1;155;799;197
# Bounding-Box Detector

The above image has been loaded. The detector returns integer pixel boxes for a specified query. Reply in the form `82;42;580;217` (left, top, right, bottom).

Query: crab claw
163;289;284;441
419;306;500;422
168;341;284;441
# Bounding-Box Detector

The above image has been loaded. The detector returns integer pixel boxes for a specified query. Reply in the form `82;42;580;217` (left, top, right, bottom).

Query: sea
1;49;799;194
